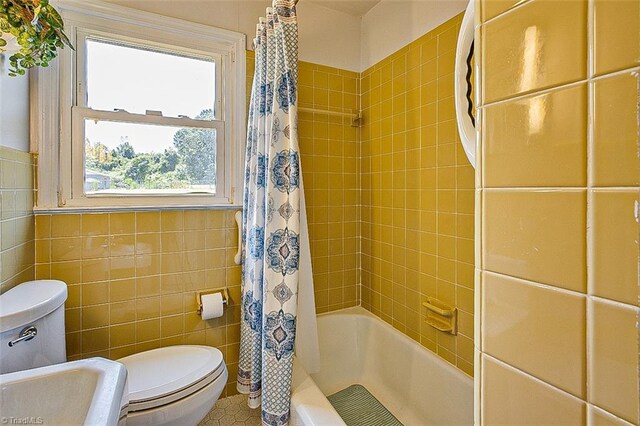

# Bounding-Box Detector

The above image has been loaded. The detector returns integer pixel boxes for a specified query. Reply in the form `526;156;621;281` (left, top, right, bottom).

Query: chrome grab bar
8;326;37;347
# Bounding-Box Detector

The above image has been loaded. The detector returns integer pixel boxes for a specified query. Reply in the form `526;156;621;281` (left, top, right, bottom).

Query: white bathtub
291;307;473;425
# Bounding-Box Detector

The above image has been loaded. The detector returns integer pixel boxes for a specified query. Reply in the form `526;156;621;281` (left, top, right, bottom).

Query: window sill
32;204;242;215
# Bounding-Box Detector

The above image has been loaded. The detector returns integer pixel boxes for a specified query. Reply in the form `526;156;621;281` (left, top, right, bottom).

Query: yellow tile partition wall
477;0;639;424
0;147;35;293
360;14;476;377
297;60;360;313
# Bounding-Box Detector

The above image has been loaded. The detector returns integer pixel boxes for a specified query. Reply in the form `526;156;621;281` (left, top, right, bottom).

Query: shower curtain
238;2;316;425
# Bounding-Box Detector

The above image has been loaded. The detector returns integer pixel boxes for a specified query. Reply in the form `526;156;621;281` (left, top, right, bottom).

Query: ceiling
307;0;382;17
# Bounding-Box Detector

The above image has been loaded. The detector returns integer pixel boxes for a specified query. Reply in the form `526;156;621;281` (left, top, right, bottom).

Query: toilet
0;280;228;426
0;280;68;374
118;345;227;426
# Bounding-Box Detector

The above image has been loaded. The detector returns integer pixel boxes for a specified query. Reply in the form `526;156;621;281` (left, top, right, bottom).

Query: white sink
0;358;128;425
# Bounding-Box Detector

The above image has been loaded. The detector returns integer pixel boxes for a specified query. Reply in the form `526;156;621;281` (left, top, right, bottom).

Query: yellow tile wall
248;50;361;313
34;209;243;396
0;147;35;293
297;60;361;313
359;14;476;377
477;0;639;424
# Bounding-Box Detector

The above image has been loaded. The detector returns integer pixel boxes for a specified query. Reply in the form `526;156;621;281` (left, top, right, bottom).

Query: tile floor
199;394;262;426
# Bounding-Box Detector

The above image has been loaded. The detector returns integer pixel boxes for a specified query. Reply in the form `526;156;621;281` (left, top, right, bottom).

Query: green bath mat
327;384;403;426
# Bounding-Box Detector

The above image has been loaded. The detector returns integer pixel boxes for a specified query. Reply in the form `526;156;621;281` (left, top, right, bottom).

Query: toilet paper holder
196;287;229;315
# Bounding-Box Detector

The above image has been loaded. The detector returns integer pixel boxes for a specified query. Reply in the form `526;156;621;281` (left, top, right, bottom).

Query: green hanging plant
0;0;73;77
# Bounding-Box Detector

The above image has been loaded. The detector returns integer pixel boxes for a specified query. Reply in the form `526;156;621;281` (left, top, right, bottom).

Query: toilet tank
0;280;68;374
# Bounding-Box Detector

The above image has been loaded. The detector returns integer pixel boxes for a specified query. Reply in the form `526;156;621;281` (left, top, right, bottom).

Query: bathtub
290;307;473;425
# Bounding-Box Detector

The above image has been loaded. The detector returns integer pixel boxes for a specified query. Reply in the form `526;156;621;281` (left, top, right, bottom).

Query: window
33;2;246;209
76;36;224;197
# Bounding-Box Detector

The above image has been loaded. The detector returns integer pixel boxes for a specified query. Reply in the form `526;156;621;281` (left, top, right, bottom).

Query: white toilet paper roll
201;292;224;320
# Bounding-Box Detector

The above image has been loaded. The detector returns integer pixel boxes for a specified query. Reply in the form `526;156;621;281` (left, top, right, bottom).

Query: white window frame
31;0;246;210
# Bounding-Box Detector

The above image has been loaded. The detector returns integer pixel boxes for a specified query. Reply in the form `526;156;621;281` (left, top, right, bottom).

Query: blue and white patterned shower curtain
237;1;300;425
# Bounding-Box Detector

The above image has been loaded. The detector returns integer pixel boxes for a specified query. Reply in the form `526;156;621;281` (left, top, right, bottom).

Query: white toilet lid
118;345;225;411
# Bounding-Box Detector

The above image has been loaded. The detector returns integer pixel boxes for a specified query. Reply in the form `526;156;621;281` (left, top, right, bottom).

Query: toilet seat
118;345;225;412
